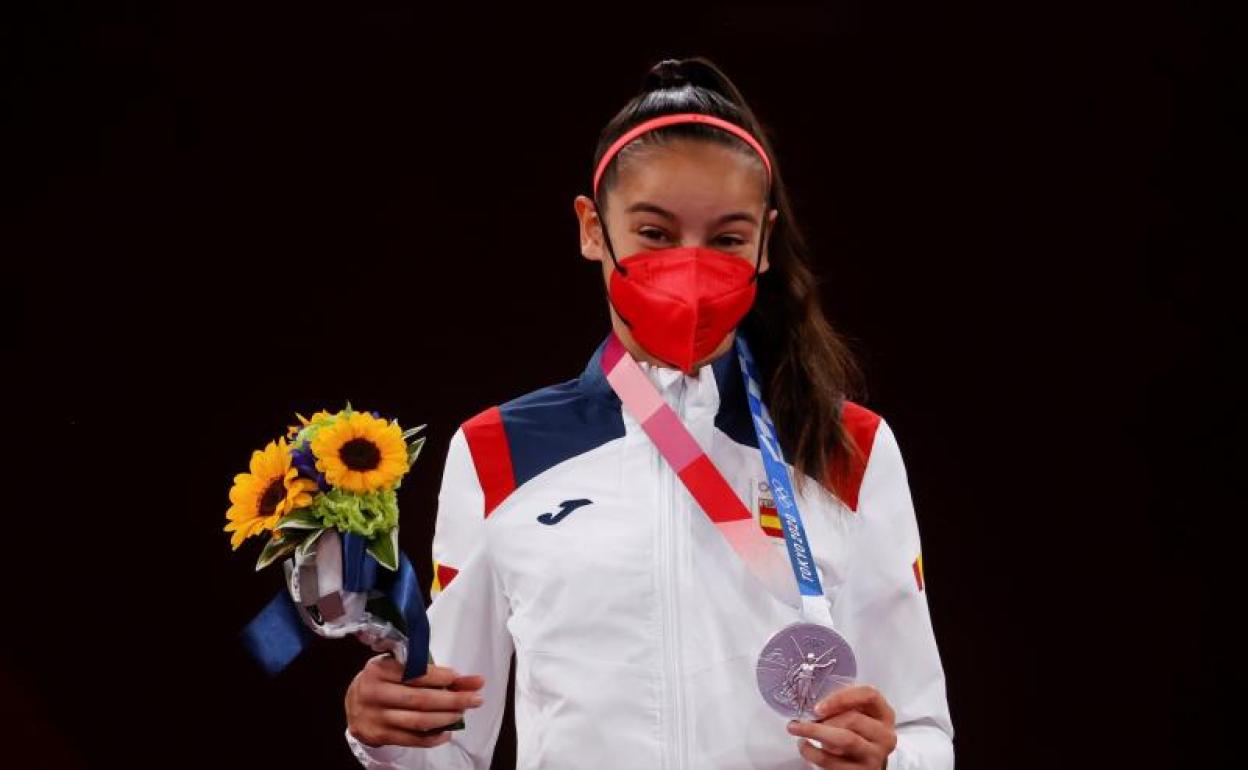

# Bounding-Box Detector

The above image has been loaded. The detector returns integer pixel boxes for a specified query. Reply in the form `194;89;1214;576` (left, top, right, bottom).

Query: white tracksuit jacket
346;332;954;769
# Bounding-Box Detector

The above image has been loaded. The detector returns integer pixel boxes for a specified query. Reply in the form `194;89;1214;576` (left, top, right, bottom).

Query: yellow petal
249;447;267;476
290;479;317;495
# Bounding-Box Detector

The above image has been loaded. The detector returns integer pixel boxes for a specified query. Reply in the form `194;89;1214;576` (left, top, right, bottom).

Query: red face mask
590;113;775;372
608;245;759;374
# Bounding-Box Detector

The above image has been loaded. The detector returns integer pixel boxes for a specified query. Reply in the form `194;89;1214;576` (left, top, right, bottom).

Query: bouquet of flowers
225;404;422;571
227;403;443;694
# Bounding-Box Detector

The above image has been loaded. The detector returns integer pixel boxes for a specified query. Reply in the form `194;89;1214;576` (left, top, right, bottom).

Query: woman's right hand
345;654;486;749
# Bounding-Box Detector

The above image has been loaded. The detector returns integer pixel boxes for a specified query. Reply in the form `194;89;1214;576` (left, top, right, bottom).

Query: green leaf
366;527;399;572
276;508;323;531
296;527;326;560
406;436;426;468
401;424;427;442
256;534;300;571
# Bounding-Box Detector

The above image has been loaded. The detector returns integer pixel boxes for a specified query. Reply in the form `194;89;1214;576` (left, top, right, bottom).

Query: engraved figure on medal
756;622;857;719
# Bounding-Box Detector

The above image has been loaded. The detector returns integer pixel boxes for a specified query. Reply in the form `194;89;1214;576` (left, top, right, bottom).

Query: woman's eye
716;235;747;247
639;227;669;241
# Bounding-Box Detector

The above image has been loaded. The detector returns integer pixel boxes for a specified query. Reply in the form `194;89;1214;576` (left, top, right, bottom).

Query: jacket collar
577;331;758;449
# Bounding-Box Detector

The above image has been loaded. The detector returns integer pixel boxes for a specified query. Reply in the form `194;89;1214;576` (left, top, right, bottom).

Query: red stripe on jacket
827;400;882;513
462;406;517;518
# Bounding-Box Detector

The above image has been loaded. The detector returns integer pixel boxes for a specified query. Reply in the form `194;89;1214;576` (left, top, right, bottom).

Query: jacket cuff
345;726;413;769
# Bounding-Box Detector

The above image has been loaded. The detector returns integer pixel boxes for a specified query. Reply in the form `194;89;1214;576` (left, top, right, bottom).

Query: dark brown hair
591;56;867;499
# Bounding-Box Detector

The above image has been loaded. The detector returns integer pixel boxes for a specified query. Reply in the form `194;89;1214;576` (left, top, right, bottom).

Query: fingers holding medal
785;684;898;769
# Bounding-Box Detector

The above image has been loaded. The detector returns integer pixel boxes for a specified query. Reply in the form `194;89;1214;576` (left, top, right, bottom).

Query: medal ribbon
601;332;832;625
733;335;834;627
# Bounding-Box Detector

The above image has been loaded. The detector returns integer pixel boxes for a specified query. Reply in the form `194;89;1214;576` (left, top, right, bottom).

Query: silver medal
756;621;857;719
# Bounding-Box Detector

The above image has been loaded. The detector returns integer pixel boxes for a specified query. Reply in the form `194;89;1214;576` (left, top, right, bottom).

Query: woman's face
574;137;778;369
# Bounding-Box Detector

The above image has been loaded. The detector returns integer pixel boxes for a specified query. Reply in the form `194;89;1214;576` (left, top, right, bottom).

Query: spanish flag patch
912;553;925;591
430;559;459;598
757;481;783;538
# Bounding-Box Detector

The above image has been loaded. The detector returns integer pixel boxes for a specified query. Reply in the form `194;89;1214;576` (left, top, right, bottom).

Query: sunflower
310;411;408;493
286;409;334;441
224;437;319;549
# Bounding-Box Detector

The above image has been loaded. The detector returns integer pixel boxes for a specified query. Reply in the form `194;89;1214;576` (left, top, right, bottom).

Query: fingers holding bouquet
346;655;487;748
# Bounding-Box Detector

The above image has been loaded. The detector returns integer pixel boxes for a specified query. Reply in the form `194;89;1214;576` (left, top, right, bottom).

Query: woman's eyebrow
626;201;758;226
714;211;758;226
626;202;677;219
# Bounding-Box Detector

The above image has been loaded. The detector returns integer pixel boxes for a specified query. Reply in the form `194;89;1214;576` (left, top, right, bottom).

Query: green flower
307;487;399;537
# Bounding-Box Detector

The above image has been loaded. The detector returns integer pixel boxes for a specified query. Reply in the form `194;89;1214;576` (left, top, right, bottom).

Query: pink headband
592;112;773;197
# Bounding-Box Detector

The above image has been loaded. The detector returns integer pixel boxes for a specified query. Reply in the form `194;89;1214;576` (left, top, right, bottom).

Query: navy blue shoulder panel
497;333;762;490
497;374;625;490
711;343;760;452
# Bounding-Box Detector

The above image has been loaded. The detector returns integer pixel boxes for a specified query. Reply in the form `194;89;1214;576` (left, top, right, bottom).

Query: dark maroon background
4;1;1237;768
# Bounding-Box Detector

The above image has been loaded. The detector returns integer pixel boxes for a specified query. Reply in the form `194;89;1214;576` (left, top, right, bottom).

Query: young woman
342;57;954;770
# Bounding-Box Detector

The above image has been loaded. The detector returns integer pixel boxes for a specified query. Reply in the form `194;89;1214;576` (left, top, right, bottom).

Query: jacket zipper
657;376;689;770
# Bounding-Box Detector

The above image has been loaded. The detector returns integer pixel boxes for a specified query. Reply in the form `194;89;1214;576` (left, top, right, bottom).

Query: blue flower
291;443;330;492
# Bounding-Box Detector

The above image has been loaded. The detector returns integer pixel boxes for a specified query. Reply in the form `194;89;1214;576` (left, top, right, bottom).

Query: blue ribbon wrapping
341;532;379;592
239;588;316;674
239;532;430;681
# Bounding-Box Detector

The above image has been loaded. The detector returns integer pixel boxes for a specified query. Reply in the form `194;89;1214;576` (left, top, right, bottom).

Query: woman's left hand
785;685;898;769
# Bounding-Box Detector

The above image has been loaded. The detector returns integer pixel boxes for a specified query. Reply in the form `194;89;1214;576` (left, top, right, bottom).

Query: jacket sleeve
346;425;515;769
840;418;955;770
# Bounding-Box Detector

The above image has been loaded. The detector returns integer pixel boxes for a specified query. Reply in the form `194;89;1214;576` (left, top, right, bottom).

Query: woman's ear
574;195;606;263
759;207;779;274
